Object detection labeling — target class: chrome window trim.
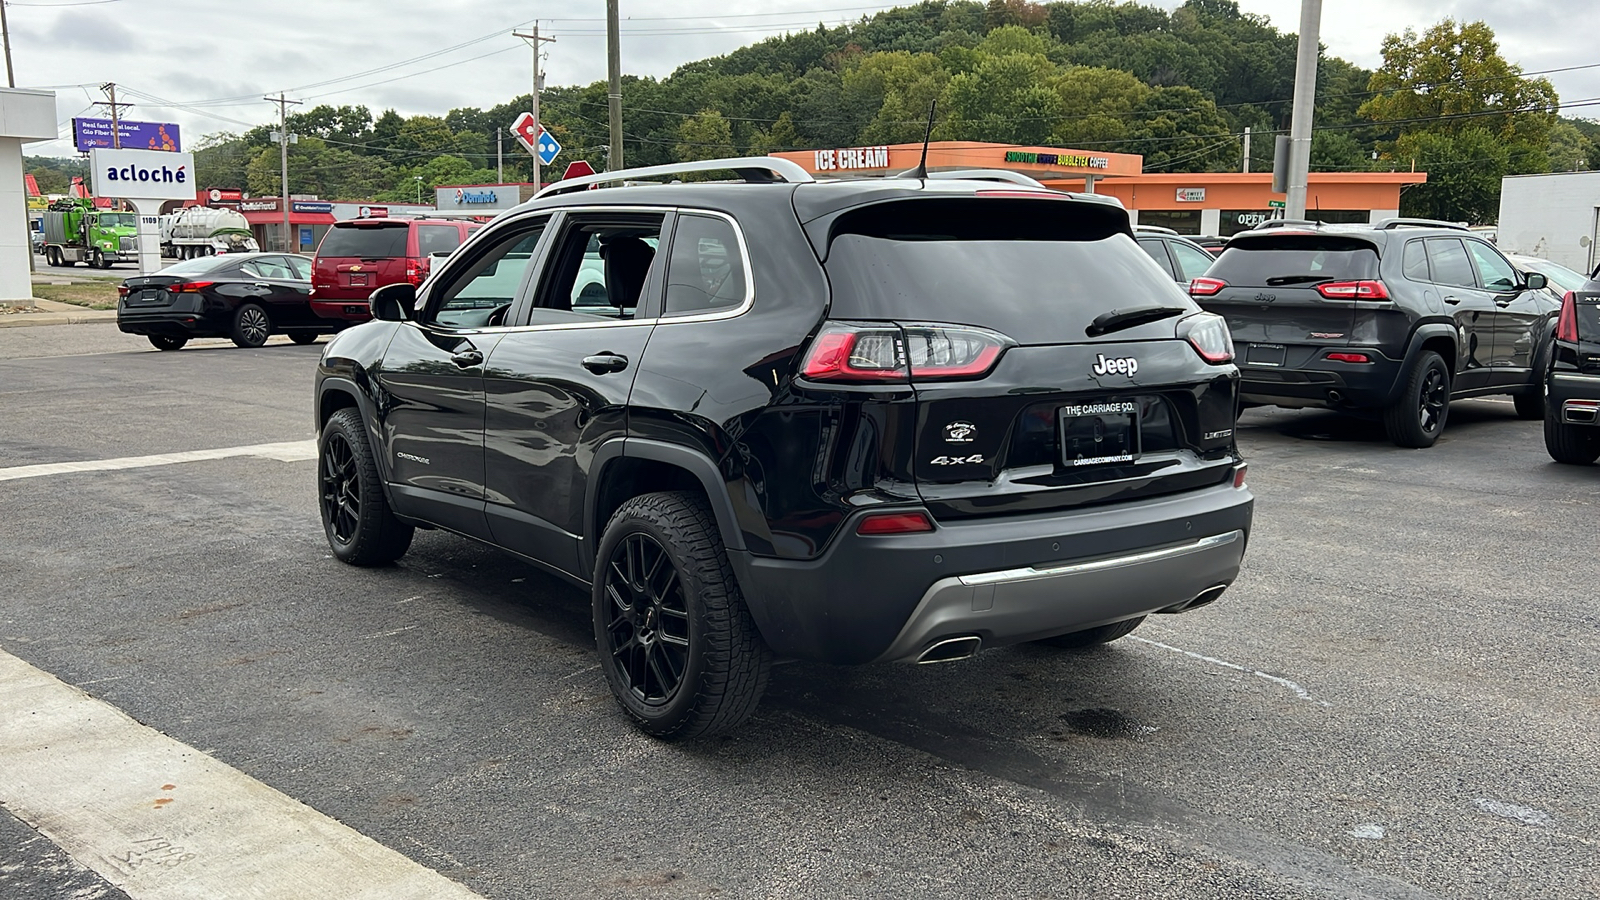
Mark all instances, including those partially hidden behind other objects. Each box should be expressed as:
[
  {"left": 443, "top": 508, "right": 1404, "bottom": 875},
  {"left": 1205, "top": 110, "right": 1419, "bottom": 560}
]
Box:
[{"left": 421, "top": 205, "right": 755, "bottom": 335}]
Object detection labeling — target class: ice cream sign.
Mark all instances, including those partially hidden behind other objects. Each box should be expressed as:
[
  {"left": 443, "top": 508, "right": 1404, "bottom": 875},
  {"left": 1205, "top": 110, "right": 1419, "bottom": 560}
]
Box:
[{"left": 813, "top": 146, "right": 890, "bottom": 171}]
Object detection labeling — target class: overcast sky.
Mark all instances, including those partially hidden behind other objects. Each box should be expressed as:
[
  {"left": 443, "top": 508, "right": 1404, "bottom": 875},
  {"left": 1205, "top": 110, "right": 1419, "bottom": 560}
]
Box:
[{"left": 9, "top": 0, "right": 1597, "bottom": 159}]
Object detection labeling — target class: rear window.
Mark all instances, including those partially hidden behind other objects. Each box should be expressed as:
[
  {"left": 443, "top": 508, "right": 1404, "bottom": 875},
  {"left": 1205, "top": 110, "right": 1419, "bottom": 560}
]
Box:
[
  {"left": 822, "top": 198, "right": 1184, "bottom": 345},
  {"left": 316, "top": 224, "right": 408, "bottom": 259},
  {"left": 160, "top": 255, "right": 231, "bottom": 276},
  {"left": 1209, "top": 235, "right": 1379, "bottom": 286},
  {"left": 417, "top": 225, "right": 462, "bottom": 256}
]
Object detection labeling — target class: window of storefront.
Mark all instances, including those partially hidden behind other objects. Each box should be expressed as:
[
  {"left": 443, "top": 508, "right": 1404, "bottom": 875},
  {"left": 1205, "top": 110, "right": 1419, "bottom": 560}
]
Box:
[
  {"left": 1221, "top": 210, "right": 1274, "bottom": 237},
  {"left": 1134, "top": 210, "right": 1201, "bottom": 235}
]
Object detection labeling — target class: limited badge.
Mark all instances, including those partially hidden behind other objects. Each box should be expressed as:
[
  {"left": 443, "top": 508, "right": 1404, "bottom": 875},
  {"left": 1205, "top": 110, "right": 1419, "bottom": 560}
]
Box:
[{"left": 943, "top": 421, "right": 977, "bottom": 443}]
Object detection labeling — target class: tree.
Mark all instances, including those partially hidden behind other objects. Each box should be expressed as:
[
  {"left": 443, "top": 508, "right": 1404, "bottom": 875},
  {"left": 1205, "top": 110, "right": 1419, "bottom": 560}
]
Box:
[
  {"left": 1124, "top": 86, "right": 1238, "bottom": 171},
  {"left": 1394, "top": 128, "right": 1517, "bottom": 223},
  {"left": 938, "top": 51, "right": 1062, "bottom": 144},
  {"left": 748, "top": 111, "right": 803, "bottom": 155},
  {"left": 675, "top": 110, "right": 736, "bottom": 162},
  {"left": 1547, "top": 121, "right": 1591, "bottom": 172}
]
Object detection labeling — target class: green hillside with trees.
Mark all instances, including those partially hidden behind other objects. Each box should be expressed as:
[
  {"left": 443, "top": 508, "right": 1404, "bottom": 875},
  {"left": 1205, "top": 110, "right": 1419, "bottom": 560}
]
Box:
[{"left": 33, "top": 0, "right": 1595, "bottom": 221}]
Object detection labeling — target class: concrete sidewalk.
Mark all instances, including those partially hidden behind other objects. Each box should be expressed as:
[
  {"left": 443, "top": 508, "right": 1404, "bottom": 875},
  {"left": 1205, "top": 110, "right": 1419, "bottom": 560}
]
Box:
[{"left": 0, "top": 298, "right": 117, "bottom": 328}]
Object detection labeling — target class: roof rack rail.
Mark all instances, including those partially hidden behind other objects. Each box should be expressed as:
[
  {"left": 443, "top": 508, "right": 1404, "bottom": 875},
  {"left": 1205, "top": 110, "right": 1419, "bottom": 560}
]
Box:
[
  {"left": 892, "top": 168, "right": 1047, "bottom": 189},
  {"left": 535, "top": 156, "right": 815, "bottom": 198},
  {"left": 1372, "top": 217, "right": 1468, "bottom": 231},
  {"left": 1251, "top": 218, "right": 1321, "bottom": 230},
  {"left": 1134, "top": 224, "right": 1179, "bottom": 235}
]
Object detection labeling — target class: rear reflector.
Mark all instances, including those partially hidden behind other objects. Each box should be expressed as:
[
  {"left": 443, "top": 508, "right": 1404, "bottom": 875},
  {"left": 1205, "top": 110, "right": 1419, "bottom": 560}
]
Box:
[
  {"left": 1189, "top": 277, "right": 1227, "bottom": 297},
  {"left": 1315, "top": 280, "right": 1390, "bottom": 300},
  {"left": 1325, "top": 352, "right": 1372, "bottom": 363},
  {"left": 1233, "top": 463, "right": 1248, "bottom": 489},
  {"left": 856, "top": 511, "right": 935, "bottom": 535}
]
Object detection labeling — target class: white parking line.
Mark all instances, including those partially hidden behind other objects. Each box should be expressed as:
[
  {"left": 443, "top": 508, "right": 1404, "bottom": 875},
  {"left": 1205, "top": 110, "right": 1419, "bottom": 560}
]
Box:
[
  {"left": 0, "top": 648, "right": 484, "bottom": 900},
  {"left": 1129, "top": 636, "right": 1331, "bottom": 706},
  {"left": 0, "top": 440, "right": 316, "bottom": 482}
]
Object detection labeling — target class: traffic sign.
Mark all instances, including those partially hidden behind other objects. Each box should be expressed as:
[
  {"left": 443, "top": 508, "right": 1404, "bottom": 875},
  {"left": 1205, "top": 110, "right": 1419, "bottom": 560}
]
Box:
[
  {"left": 562, "top": 160, "right": 596, "bottom": 180},
  {"left": 1268, "top": 199, "right": 1286, "bottom": 208},
  {"left": 508, "top": 112, "right": 561, "bottom": 164}
]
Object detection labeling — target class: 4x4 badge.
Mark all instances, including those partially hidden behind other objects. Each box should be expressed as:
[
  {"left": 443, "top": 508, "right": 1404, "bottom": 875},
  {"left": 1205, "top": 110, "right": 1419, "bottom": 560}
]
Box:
[{"left": 944, "top": 421, "right": 977, "bottom": 443}]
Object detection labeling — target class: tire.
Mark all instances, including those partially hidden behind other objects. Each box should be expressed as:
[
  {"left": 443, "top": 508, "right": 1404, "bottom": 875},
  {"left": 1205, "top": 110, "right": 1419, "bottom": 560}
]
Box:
[
  {"left": 1383, "top": 350, "right": 1450, "bottom": 448},
  {"left": 1544, "top": 416, "right": 1600, "bottom": 465},
  {"left": 147, "top": 335, "right": 187, "bottom": 351},
  {"left": 318, "top": 408, "right": 414, "bottom": 565},
  {"left": 45, "top": 247, "right": 59, "bottom": 267},
  {"left": 1037, "top": 616, "right": 1146, "bottom": 649},
  {"left": 1513, "top": 390, "right": 1544, "bottom": 421},
  {"left": 593, "top": 491, "right": 771, "bottom": 740},
  {"left": 230, "top": 303, "right": 272, "bottom": 348},
  {"left": 289, "top": 332, "right": 318, "bottom": 345},
  {"left": 92, "top": 249, "right": 105, "bottom": 269}
]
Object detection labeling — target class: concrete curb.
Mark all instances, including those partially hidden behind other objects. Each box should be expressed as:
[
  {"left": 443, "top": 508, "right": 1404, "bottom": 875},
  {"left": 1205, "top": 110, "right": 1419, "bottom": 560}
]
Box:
[{"left": 0, "top": 313, "right": 118, "bottom": 328}]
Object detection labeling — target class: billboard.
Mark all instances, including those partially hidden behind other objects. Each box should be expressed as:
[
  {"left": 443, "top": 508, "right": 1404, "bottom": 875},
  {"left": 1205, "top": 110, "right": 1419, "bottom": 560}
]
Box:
[
  {"left": 90, "top": 148, "right": 197, "bottom": 201},
  {"left": 72, "top": 117, "right": 181, "bottom": 153}
]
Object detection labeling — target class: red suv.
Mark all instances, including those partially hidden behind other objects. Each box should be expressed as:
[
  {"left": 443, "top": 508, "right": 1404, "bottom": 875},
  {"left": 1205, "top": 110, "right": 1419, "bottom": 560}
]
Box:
[{"left": 310, "top": 218, "right": 480, "bottom": 322}]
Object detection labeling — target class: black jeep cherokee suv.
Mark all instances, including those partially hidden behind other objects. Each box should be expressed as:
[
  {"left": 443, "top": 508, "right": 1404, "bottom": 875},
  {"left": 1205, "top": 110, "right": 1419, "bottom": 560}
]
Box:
[
  {"left": 1544, "top": 269, "right": 1600, "bottom": 464},
  {"left": 1190, "top": 219, "right": 1558, "bottom": 447},
  {"left": 313, "top": 158, "right": 1254, "bottom": 738}
]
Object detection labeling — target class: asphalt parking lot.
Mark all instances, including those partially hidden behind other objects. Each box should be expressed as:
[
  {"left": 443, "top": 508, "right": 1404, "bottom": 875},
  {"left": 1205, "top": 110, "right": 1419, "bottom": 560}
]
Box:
[{"left": 1, "top": 323, "right": 1596, "bottom": 900}]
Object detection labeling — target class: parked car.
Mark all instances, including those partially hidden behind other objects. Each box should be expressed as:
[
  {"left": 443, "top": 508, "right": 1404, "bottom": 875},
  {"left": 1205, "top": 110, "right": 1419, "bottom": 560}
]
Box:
[
  {"left": 1505, "top": 253, "right": 1589, "bottom": 301},
  {"left": 1190, "top": 236, "right": 1229, "bottom": 256},
  {"left": 1190, "top": 218, "right": 1560, "bottom": 447},
  {"left": 1135, "top": 226, "right": 1220, "bottom": 285},
  {"left": 313, "top": 158, "right": 1253, "bottom": 739},
  {"left": 309, "top": 217, "right": 481, "bottom": 323},
  {"left": 1544, "top": 266, "right": 1600, "bottom": 464},
  {"left": 117, "top": 252, "right": 339, "bottom": 351}
]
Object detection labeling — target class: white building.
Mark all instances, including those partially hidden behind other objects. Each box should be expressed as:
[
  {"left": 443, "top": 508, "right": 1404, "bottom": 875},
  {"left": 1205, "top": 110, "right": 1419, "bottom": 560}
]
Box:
[{"left": 1497, "top": 171, "right": 1600, "bottom": 277}]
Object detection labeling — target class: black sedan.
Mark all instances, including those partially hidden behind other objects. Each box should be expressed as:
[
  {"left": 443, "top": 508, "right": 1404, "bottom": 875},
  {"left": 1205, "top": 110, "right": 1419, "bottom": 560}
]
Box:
[{"left": 117, "top": 252, "right": 344, "bottom": 351}]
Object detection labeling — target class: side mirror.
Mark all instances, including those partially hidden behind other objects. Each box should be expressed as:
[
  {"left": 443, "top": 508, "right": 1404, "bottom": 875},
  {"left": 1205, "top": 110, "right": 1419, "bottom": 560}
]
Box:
[
  {"left": 1524, "top": 272, "right": 1547, "bottom": 291},
  {"left": 369, "top": 283, "right": 415, "bottom": 322}
]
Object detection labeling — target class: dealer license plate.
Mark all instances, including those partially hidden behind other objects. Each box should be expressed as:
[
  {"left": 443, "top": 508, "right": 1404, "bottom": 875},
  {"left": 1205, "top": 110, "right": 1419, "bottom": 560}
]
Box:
[
  {"left": 1246, "top": 343, "right": 1286, "bottom": 367},
  {"left": 1059, "top": 402, "right": 1140, "bottom": 467}
]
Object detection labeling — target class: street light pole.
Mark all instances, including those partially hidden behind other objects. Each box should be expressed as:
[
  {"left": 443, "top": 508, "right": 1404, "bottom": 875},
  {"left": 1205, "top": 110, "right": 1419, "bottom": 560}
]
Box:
[{"left": 1284, "top": 0, "right": 1322, "bottom": 220}]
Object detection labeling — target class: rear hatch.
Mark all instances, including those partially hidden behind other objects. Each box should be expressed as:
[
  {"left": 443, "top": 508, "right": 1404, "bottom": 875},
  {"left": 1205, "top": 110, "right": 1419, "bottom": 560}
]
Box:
[
  {"left": 1193, "top": 232, "right": 1380, "bottom": 368},
  {"left": 120, "top": 255, "right": 231, "bottom": 309},
  {"left": 811, "top": 195, "right": 1241, "bottom": 521},
  {"left": 1561, "top": 287, "right": 1600, "bottom": 376},
  {"left": 312, "top": 221, "right": 411, "bottom": 300}
]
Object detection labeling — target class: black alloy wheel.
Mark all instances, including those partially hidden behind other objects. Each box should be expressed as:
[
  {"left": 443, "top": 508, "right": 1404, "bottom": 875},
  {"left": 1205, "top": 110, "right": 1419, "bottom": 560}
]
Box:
[
  {"left": 593, "top": 492, "right": 771, "bottom": 739},
  {"left": 603, "top": 532, "right": 693, "bottom": 706},
  {"left": 148, "top": 335, "right": 187, "bottom": 351},
  {"left": 1384, "top": 351, "right": 1450, "bottom": 448},
  {"left": 317, "top": 408, "right": 413, "bottom": 564},
  {"left": 231, "top": 303, "right": 271, "bottom": 348}
]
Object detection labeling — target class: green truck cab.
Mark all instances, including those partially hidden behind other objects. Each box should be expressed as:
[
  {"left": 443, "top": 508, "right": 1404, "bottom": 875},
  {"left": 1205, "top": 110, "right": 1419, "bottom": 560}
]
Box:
[{"left": 43, "top": 198, "right": 138, "bottom": 268}]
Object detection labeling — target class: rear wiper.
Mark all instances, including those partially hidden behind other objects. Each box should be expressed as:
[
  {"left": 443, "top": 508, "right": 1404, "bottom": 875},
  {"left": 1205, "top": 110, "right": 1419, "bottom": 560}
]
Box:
[
  {"left": 1265, "top": 275, "right": 1329, "bottom": 286},
  {"left": 1086, "top": 305, "right": 1187, "bottom": 337}
]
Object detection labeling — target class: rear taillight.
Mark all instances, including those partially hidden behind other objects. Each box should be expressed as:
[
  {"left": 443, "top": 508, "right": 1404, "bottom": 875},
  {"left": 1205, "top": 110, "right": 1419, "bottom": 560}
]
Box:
[
  {"left": 1232, "top": 463, "right": 1248, "bottom": 489},
  {"left": 856, "top": 511, "right": 935, "bottom": 535},
  {"left": 1189, "top": 277, "right": 1227, "bottom": 297},
  {"left": 1556, "top": 291, "right": 1578, "bottom": 342},
  {"left": 116, "top": 284, "right": 129, "bottom": 297},
  {"left": 172, "top": 281, "right": 214, "bottom": 293},
  {"left": 406, "top": 259, "right": 429, "bottom": 286},
  {"left": 800, "top": 322, "right": 1012, "bottom": 383},
  {"left": 1315, "top": 280, "right": 1390, "bottom": 300},
  {"left": 1177, "top": 313, "right": 1234, "bottom": 364}
]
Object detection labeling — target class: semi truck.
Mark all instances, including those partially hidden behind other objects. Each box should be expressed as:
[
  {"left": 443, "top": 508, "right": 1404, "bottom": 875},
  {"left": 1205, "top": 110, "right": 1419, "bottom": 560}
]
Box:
[
  {"left": 160, "top": 206, "right": 259, "bottom": 259},
  {"left": 42, "top": 198, "right": 138, "bottom": 268}
]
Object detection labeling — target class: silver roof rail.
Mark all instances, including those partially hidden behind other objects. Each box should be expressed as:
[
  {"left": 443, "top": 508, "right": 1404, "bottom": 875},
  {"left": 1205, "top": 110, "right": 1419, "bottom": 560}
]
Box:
[
  {"left": 535, "top": 156, "right": 815, "bottom": 198},
  {"left": 892, "top": 168, "right": 1048, "bottom": 189},
  {"left": 1251, "top": 218, "right": 1322, "bottom": 230},
  {"left": 1134, "top": 224, "right": 1179, "bottom": 235},
  {"left": 1373, "top": 217, "right": 1468, "bottom": 231}
]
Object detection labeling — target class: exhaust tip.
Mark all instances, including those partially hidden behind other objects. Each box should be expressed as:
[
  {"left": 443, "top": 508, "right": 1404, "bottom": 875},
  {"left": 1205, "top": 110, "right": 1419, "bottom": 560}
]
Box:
[
  {"left": 916, "top": 635, "right": 982, "bottom": 664},
  {"left": 1327, "top": 389, "right": 1343, "bottom": 404},
  {"left": 1157, "top": 583, "right": 1230, "bottom": 614}
]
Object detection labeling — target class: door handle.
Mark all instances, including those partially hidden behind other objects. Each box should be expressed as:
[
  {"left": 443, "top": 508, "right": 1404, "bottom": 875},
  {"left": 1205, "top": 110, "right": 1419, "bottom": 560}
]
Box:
[
  {"left": 1443, "top": 296, "right": 1460, "bottom": 305},
  {"left": 582, "top": 353, "right": 629, "bottom": 375},
  {"left": 253, "top": 282, "right": 271, "bottom": 289},
  {"left": 450, "top": 348, "right": 484, "bottom": 368}
]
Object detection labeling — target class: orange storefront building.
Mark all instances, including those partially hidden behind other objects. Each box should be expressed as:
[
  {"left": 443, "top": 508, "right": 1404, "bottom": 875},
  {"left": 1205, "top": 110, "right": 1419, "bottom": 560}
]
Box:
[{"left": 770, "top": 141, "right": 1426, "bottom": 237}]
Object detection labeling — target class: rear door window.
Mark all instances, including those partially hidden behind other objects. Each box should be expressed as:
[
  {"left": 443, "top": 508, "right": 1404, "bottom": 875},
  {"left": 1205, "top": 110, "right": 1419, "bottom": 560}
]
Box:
[
  {"left": 1207, "top": 236, "right": 1379, "bottom": 287},
  {"left": 1424, "top": 238, "right": 1477, "bottom": 289},
  {"left": 316, "top": 224, "right": 408, "bottom": 258},
  {"left": 417, "top": 224, "right": 463, "bottom": 256},
  {"left": 285, "top": 256, "right": 312, "bottom": 280},
  {"left": 663, "top": 214, "right": 747, "bottom": 316}
]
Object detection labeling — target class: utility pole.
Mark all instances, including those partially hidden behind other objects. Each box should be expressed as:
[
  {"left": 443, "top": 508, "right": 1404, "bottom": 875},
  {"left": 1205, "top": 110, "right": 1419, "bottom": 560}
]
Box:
[
  {"left": 496, "top": 127, "right": 504, "bottom": 182},
  {"left": 513, "top": 26, "right": 556, "bottom": 191},
  {"left": 0, "top": 0, "right": 15, "bottom": 88},
  {"left": 1242, "top": 126, "right": 1251, "bottom": 174},
  {"left": 607, "top": 0, "right": 623, "bottom": 171},
  {"left": 265, "top": 93, "right": 301, "bottom": 252},
  {"left": 97, "top": 83, "right": 134, "bottom": 148},
  {"left": 1284, "top": 0, "right": 1322, "bottom": 219}
]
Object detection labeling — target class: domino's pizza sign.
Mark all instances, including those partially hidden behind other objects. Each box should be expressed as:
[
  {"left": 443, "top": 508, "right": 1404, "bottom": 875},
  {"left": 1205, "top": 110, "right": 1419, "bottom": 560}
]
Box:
[{"left": 90, "top": 148, "right": 198, "bottom": 201}]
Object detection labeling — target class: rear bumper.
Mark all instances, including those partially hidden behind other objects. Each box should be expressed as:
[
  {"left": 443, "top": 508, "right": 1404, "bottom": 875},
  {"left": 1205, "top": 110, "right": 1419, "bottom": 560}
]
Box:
[
  {"left": 309, "top": 299, "right": 372, "bottom": 322},
  {"left": 117, "top": 308, "right": 214, "bottom": 336},
  {"left": 1239, "top": 349, "right": 1402, "bottom": 409},
  {"left": 1548, "top": 372, "right": 1600, "bottom": 426},
  {"left": 729, "top": 482, "right": 1253, "bottom": 665}
]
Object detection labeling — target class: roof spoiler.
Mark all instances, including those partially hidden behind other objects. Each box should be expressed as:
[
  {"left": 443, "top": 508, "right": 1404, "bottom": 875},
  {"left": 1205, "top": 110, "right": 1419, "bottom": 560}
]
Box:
[{"left": 535, "top": 156, "right": 815, "bottom": 198}]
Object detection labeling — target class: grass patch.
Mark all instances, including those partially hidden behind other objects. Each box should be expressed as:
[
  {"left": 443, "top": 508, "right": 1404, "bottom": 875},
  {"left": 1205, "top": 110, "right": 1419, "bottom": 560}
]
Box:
[{"left": 33, "top": 281, "right": 120, "bottom": 310}]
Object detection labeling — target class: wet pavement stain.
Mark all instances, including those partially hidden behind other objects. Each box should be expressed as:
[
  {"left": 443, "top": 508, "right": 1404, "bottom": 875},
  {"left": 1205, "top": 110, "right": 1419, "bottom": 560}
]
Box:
[{"left": 1059, "top": 707, "right": 1145, "bottom": 739}]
